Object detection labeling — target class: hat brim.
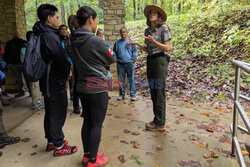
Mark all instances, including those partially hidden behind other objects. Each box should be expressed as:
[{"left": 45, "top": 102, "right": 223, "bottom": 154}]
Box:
[{"left": 144, "top": 5, "right": 167, "bottom": 22}]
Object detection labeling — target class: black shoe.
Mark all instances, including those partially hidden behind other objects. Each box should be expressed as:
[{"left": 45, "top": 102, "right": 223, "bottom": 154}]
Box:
[
  {"left": 1, "top": 98, "right": 9, "bottom": 106},
  {"left": 1, "top": 92, "right": 9, "bottom": 97},
  {"left": 0, "top": 136, "right": 20, "bottom": 148},
  {"left": 15, "top": 91, "right": 25, "bottom": 98},
  {"left": 0, "top": 151, "right": 2, "bottom": 157},
  {"left": 73, "top": 108, "right": 80, "bottom": 114}
]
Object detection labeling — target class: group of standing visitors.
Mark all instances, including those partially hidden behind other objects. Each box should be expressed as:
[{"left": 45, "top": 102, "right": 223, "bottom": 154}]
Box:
[{"left": 0, "top": 3, "right": 171, "bottom": 167}]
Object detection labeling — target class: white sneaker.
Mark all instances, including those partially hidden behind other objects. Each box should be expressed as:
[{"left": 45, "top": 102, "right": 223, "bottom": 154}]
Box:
[
  {"left": 131, "top": 97, "right": 136, "bottom": 101},
  {"left": 117, "top": 96, "right": 125, "bottom": 100}
]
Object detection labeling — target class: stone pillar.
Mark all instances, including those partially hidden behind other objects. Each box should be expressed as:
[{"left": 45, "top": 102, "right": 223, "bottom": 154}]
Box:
[
  {"left": 0, "top": 0, "right": 27, "bottom": 43},
  {"left": 103, "top": 0, "right": 125, "bottom": 47},
  {"left": 103, "top": 0, "right": 125, "bottom": 90},
  {"left": 0, "top": 0, "right": 27, "bottom": 91}
]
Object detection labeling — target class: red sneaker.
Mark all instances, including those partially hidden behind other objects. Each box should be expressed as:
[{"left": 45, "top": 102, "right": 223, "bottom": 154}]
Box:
[
  {"left": 46, "top": 140, "right": 69, "bottom": 152},
  {"left": 53, "top": 145, "right": 78, "bottom": 157},
  {"left": 87, "top": 157, "right": 109, "bottom": 167},
  {"left": 82, "top": 152, "right": 104, "bottom": 166}
]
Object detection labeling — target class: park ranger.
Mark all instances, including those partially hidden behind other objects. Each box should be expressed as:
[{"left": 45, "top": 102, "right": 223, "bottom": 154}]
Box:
[{"left": 127, "top": 5, "right": 171, "bottom": 131}]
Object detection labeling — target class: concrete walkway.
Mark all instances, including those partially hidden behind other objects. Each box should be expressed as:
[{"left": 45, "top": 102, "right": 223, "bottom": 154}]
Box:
[{"left": 0, "top": 91, "right": 249, "bottom": 167}]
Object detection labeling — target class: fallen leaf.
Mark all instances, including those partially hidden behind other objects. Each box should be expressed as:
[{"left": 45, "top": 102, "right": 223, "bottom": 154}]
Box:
[
  {"left": 204, "top": 112, "right": 209, "bottom": 117},
  {"left": 17, "top": 152, "right": 22, "bottom": 156},
  {"left": 155, "top": 165, "right": 162, "bottom": 167},
  {"left": 200, "top": 142, "right": 208, "bottom": 148},
  {"left": 120, "top": 140, "right": 129, "bottom": 144},
  {"left": 180, "top": 114, "right": 185, "bottom": 117},
  {"left": 242, "top": 151, "right": 249, "bottom": 156},
  {"left": 152, "top": 145, "right": 163, "bottom": 151},
  {"left": 215, "top": 107, "right": 223, "bottom": 112},
  {"left": 191, "top": 136, "right": 199, "bottom": 141},
  {"left": 21, "top": 138, "right": 30, "bottom": 143},
  {"left": 118, "top": 155, "right": 126, "bottom": 163},
  {"left": 184, "top": 98, "right": 190, "bottom": 103},
  {"left": 131, "top": 132, "right": 140, "bottom": 136},
  {"left": 223, "top": 142, "right": 231, "bottom": 146},
  {"left": 30, "top": 152, "right": 37, "bottom": 156},
  {"left": 209, "top": 149, "right": 214, "bottom": 152},
  {"left": 133, "top": 143, "right": 140, "bottom": 149},
  {"left": 123, "top": 129, "right": 131, "bottom": 133},
  {"left": 160, "top": 130, "right": 169, "bottom": 135},
  {"left": 211, "top": 153, "right": 219, "bottom": 158},
  {"left": 137, "top": 160, "right": 144, "bottom": 166},
  {"left": 207, "top": 128, "right": 214, "bottom": 132},
  {"left": 203, "top": 154, "right": 211, "bottom": 159},
  {"left": 32, "top": 144, "right": 38, "bottom": 148}
]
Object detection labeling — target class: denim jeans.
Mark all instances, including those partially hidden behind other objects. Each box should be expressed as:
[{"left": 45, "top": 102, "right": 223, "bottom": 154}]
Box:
[
  {"left": 9, "top": 64, "right": 31, "bottom": 93},
  {"left": 117, "top": 62, "right": 136, "bottom": 98}
]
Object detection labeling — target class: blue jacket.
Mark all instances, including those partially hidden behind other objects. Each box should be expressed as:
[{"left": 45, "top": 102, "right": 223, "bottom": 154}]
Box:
[{"left": 113, "top": 39, "right": 137, "bottom": 63}]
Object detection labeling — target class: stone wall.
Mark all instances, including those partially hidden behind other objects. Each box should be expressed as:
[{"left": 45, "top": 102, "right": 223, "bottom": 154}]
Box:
[
  {"left": 103, "top": 0, "right": 125, "bottom": 90},
  {"left": 0, "top": 0, "right": 27, "bottom": 91},
  {"left": 103, "top": 0, "right": 125, "bottom": 47},
  {"left": 0, "top": 0, "right": 27, "bottom": 43}
]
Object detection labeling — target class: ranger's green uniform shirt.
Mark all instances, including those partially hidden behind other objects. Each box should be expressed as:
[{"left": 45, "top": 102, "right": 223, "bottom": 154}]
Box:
[{"left": 144, "top": 24, "right": 172, "bottom": 56}]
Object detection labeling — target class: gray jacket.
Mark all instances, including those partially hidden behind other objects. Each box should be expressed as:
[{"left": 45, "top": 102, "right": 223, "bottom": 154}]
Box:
[{"left": 70, "top": 28, "right": 115, "bottom": 94}]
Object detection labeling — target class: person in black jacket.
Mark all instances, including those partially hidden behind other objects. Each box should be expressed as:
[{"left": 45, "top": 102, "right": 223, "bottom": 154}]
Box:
[
  {"left": 32, "top": 4, "right": 78, "bottom": 157},
  {"left": 59, "top": 24, "right": 80, "bottom": 114},
  {"left": 70, "top": 6, "right": 115, "bottom": 167},
  {"left": 4, "top": 28, "right": 31, "bottom": 98}
]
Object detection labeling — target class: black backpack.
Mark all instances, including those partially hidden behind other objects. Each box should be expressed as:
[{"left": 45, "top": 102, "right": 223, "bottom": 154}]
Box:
[{"left": 23, "top": 34, "right": 47, "bottom": 82}]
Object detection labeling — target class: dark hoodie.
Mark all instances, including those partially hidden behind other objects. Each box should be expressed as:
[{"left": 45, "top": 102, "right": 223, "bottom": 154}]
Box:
[
  {"left": 4, "top": 38, "right": 26, "bottom": 65},
  {"left": 33, "top": 21, "right": 70, "bottom": 93},
  {"left": 70, "top": 28, "right": 115, "bottom": 94}
]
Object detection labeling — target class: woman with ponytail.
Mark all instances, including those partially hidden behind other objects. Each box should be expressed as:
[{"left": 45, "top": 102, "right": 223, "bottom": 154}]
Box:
[{"left": 70, "top": 6, "right": 115, "bottom": 167}]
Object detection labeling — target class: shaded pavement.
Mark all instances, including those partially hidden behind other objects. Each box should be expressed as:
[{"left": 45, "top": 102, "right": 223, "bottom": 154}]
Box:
[{"left": 0, "top": 91, "right": 249, "bottom": 167}]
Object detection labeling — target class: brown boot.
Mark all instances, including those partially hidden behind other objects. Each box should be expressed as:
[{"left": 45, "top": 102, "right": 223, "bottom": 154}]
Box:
[{"left": 145, "top": 121, "right": 165, "bottom": 131}]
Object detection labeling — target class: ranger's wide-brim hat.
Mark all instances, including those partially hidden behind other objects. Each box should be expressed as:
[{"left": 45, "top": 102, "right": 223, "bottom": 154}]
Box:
[{"left": 144, "top": 5, "right": 167, "bottom": 22}]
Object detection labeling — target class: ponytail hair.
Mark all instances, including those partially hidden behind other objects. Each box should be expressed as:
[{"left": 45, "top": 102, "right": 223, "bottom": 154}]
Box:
[
  {"left": 76, "top": 6, "right": 97, "bottom": 27},
  {"left": 68, "top": 15, "right": 79, "bottom": 33}
]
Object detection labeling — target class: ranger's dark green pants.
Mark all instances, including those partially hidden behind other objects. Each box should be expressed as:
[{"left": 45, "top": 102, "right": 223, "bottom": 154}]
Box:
[{"left": 147, "top": 53, "right": 168, "bottom": 126}]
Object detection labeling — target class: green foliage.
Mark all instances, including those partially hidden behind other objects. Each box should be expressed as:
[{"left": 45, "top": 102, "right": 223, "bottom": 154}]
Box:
[{"left": 25, "top": 0, "right": 102, "bottom": 30}]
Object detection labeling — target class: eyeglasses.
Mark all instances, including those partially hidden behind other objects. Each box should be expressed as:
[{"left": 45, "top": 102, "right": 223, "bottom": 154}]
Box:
[{"left": 149, "top": 10, "right": 158, "bottom": 15}]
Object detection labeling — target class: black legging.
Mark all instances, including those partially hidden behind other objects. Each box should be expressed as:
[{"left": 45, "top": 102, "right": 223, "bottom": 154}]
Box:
[{"left": 79, "top": 92, "right": 108, "bottom": 161}]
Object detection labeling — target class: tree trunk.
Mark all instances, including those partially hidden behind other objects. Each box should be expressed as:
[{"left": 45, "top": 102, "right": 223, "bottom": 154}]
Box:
[
  {"left": 98, "top": 0, "right": 103, "bottom": 9},
  {"left": 35, "top": 0, "right": 38, "bottom": 21},
  {"left": 153, "top": 0, "right": 157, "bottom": 5},
  {"left": 61, "top": 2, "right": 66, "bottom": 25},
  {"left": 178, "top": 2, "right": 181, "bottom": 13},
  {"left": 137, "top": 0, "right": 140, "bottom": 15},
  {"left": 161, "top": 0, "right": 163, "bottom": 7},
  {"left": 133, "top": 0, "right": 136, "bottom": 20},
  {"left": 170, "top": 0, "right": 172, "bottom": 15}
]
